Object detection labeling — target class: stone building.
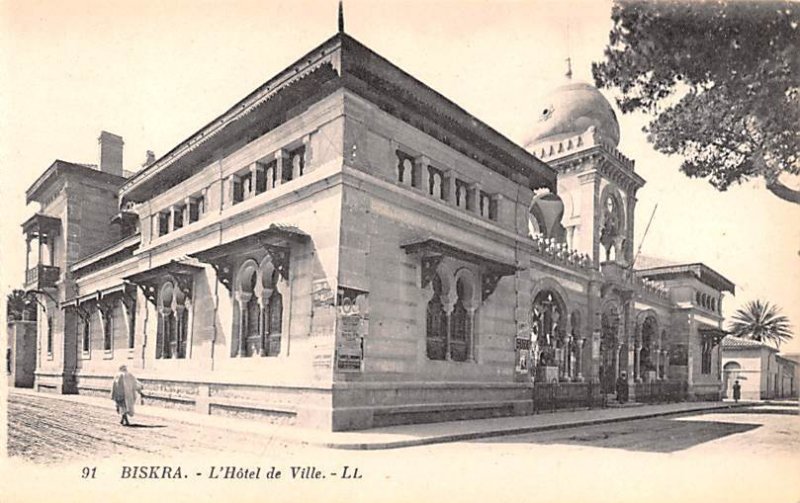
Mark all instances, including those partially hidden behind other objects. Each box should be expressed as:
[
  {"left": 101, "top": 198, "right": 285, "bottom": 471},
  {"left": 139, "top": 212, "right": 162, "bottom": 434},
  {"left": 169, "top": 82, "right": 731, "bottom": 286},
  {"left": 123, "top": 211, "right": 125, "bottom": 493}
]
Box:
[{"left": 17, "top": 27, "right": 734, "bottom": 430}]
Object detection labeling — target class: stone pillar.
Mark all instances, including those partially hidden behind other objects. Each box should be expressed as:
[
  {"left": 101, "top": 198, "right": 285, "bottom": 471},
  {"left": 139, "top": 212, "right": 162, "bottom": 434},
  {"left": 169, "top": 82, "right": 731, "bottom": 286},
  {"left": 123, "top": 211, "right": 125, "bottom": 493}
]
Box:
[
  {"left": 467, "top": 306, "right": 477, "bottom": 362},
  {"left": 236, "top": 293, "right": 251, "bottom": 357},
  {"left": 171, "top": 205, "right": 180, "bottom": 231},
  {"left": 442, "top": 299, "right": 455, "bottom": 361},
  {"left": 655, "top": 345, "right": 662, "bottom": 380},
  {"left": 635, "top": 343, "right": 643, "bottom": 382},
  {"left": 663, "top": 350, "right": 669, "bottom": 379},
  {"left": 416, "top": 156, "right": 430, "bottom": 195},
  {"left": 445, "top": 170, "right": 457, "bottom": 205},
  {"left": 250, "top": 163, "right": 260, "bottom": 198},
  {"left": 302, "top": 134, "right": 312, "bottom": 174},
  {"left": 563, "top": 334, "right": 572, "bottom": 380},
  {"left": 274, "top": 150, "right": 287, "bottom": 186},
  {"left": 575, "top": 338, "right": 586, "bottom": 381},
  {"left": 25, "top": 238, "right": 31, "bottom": 273},
  {"left": 614, "top": 343, "right": 622, "bottom": 378},
  {"left": 175, "top": 304, "right": 186, "bottom": 358},
  {"left": 291, "top": 151, "right": 303, "bottom": 180},
  {"left": 468, "top": 183, "right": 480, "bottom": 213}
]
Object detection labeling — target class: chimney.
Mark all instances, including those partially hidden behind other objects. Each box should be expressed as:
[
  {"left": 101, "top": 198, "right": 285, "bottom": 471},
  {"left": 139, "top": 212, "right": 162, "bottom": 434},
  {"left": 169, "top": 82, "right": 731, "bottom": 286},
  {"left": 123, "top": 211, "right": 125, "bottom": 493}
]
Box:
[
  {"left": 98, "top": 131, "right": 124, "bottom": 176},
  {"left": 142, "top": 150, "right": 155, "bottom": 168}
]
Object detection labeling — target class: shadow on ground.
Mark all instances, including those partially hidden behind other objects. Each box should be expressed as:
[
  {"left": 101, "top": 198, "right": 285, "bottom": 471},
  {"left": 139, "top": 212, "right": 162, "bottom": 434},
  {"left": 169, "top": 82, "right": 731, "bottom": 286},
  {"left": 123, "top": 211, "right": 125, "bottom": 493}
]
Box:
[
  {"left": 476, "top": 418, "right": 762, "bottom": 453},
  {"left": 717, "top": 407, "right": 799, "bottom": 417}
]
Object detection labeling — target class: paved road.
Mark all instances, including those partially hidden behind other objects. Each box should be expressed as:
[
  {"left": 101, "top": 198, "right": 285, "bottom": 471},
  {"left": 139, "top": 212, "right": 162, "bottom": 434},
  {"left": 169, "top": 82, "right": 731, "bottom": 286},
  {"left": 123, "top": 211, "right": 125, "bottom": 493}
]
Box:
[
  {"left": 5, "top": 392, "right": 799, "bottom": 503},
  {"left": 6, "top": 391, "right": 301, "bottom": 464}
]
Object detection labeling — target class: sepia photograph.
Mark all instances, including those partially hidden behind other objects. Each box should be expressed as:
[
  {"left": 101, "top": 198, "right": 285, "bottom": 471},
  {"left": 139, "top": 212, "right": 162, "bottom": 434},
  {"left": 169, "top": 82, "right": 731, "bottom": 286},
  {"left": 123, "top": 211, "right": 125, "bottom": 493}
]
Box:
[{"left": 1, "top": 0, "right": 798, "bottom": 502}]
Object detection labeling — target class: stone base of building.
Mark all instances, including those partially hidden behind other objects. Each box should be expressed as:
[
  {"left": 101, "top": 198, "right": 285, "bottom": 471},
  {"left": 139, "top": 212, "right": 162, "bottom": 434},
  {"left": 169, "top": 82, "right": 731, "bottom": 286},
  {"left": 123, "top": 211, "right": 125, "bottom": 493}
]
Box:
[
  {"left": 70, "top": 374, "right": 533, "bottom": 431},
  {"left": 34, "top": 370, "right": 77, "bottom": 394},
  {"left": 330, "top": 381, "right": 533, "bottom": 431},
  {"left": 73, "top": 372, "right": 333, "bottom": 430}
]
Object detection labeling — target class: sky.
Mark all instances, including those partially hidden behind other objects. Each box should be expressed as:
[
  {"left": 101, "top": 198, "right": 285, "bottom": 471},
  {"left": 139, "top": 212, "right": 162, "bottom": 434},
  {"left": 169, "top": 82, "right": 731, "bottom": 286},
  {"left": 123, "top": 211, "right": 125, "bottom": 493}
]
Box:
[{"left": 1, "top": 0, "right": 798, "bottom": 352}]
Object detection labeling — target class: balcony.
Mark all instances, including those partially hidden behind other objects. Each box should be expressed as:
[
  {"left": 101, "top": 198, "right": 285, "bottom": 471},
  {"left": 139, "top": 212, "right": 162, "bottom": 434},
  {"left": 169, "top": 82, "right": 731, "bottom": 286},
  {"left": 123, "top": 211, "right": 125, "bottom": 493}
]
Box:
[{"left": 24, "top": 264, "right": 60, "bottom": 290}]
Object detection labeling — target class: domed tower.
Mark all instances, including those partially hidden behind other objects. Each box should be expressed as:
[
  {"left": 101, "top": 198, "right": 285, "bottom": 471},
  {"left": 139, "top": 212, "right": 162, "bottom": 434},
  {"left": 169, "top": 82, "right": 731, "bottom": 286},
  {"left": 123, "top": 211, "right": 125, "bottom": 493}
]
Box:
[{"left": 524, "top": 75, "right": 645, "bottom": 270}]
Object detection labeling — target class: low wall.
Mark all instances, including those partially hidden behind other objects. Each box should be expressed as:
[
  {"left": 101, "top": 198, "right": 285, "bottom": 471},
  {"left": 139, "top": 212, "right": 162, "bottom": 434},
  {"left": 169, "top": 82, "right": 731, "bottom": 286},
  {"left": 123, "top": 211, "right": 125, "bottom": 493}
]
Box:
[{"left": 73, "top": 372, "right": 333, "bottom": 429}]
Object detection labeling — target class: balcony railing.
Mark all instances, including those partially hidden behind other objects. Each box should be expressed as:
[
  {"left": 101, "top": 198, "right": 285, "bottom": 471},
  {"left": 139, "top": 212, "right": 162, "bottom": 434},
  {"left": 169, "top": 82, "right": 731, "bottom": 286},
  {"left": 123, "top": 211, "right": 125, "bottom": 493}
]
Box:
[{"left": 24, "top": 264, "right": 60, "bottom": 290}]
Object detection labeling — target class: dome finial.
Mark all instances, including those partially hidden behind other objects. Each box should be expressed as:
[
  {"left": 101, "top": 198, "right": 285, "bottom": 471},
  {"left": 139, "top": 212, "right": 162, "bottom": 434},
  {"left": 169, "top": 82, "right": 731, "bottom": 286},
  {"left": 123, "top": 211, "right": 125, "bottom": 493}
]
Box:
[
  {"left": 338, "top": 0, "right": 345, "bottom": 33},
  {"left": 565, "top": 57, "right": 573, "bottom": 80}
]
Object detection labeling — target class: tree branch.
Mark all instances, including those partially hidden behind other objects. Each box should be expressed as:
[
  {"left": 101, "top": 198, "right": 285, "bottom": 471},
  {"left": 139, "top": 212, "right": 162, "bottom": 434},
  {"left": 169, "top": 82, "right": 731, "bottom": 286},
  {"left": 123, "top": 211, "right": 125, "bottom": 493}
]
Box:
[{"left": 765, "top": 177, "right": 800, "bottom": 204}]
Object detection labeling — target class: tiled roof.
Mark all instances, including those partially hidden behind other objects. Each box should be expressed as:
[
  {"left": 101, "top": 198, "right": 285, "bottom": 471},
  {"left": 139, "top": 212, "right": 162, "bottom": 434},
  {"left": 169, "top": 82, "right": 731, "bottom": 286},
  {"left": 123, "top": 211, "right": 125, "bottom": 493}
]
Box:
[{"left": 722, "top": 336, "right": 777, "bottom": 351}]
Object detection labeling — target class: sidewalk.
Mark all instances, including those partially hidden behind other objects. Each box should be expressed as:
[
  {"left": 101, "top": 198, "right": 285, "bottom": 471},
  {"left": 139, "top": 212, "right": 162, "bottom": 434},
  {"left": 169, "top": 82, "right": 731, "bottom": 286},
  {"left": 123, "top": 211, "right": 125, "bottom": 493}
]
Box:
[{"left": 9, "top": 388, "right": 751, "bottom": 450}]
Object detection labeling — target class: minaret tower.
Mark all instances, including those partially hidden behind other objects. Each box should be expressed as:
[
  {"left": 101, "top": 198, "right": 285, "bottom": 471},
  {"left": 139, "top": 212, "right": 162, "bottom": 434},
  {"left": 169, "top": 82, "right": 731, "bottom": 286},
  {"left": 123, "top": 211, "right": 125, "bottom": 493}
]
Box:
[{"left": 523, "top": 68, "right": 645, "bottom": 270}]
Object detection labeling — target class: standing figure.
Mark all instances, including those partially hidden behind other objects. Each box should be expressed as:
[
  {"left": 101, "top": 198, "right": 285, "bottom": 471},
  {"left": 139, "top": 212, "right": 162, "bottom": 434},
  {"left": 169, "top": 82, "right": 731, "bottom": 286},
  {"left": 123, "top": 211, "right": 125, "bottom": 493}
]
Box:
[
  {"left": 111, "top": 365, "right": 143, "bottom": 426},
  {"left": 732, "top": 380, "right": 741, "bottom": 403},
  {"left": 616, "top": 371, "right": 629, "bottom": 404}
]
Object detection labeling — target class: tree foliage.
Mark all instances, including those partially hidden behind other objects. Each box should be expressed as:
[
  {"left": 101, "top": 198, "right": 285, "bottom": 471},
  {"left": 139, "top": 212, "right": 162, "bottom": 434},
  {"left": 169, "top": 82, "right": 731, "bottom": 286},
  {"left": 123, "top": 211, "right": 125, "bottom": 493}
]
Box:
[
  {"left": 5, "top": 290, "right": 37, "bottom": 322},
  {"left": 593, "top": 1, "right": 800, "bottom": 203},
  {"left": 728, "top": 300, "right": 793, "bottom": 348}
]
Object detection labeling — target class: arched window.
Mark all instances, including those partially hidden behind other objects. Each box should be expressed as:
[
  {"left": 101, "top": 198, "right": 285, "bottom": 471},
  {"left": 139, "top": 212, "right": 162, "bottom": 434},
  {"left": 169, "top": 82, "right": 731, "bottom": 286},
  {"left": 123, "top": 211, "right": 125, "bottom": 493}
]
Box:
[
  {"left": 233, "top": 258, "right": 284, "bottom": 358},
  {"left": 449, "top": 278, "right": 471, "bottom": 362},
  {"left": 156, "top": 280, "right": 189, "bottom": 359},
  {"left": 641, "top": 316, "right": 657, "bottom": 372},
  {"left": 426, "top": 274, "right": 448, "bottom": 361}
]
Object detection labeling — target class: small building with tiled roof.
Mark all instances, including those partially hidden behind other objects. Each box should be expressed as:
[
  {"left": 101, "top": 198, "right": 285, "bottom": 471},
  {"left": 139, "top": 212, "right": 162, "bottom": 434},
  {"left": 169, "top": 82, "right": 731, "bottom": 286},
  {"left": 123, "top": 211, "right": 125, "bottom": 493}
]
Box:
[{"left": 721, "top": 336, "right": 796, "bottom": 400}]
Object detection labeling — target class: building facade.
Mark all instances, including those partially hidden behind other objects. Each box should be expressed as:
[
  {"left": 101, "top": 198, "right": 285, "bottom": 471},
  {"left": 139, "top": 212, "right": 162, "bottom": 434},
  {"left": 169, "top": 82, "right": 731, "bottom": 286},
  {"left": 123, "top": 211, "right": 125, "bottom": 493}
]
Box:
[
  {"left": 18, "top": 31, "right": 734, "bottom": 431},
  {"left": 722, "top": 337, "right": 797, "bottom": 400}
]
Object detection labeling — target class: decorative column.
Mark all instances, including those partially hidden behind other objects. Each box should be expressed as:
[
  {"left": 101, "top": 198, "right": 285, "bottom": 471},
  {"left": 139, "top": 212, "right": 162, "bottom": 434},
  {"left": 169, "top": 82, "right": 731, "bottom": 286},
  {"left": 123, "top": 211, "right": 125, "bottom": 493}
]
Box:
[
  {"left": 25, "top": 237, "right": 31, "bottom": 274},
  {"left": 655, "top": 344, "right": 662, "bottom": 380},
  {"left": 445, "top": 170, "right": 457, "bottom": 205},
  {"left": 274, "top": 150, "right": 287, "bottom": 186},
  {"left": 249, "top": 163, "right": 260, "bottom": 198},
  {"left": 291, "top": 151, "right": 303, "bottom": 180},
  {"left": 302, "top": 134, "right": 312, "bottom": 174},
  {"left": 563, "top": 333, "right": 573, "bottom": 380},
  {"left": 662, "top": 350, "right": 669, "bottom": 379},
  {"left": 158, "top": 308, "right": 172, "bottom": 358},
  {"left": 416, "top": 155, "right": 430, "bottom": 195},
  {"left": 226, "top": 174, "right": 238, "bottom": 207},
  {"left": 442, "top": 295, "right": 456, "bottom": 361},
  {"left": 575, "top": 337, "right": 586, "bottom": 381},
  {"left": 635, "top": 342, "right": 643, "bottom": 382},
  {"left": 260, "top": 289, "right": 272, "bottom": 357},
  {"left": 467, "top": 306, "right": 477, "bottom": 362},
  {"left": 614, "top": 342, "right": 622, "bottom": 379},
  {"left": 236, "top": 292, "right": 251, "bottom": 357},
  {"left": 468, "top": 182, "right": 480, "bottom": 213}
]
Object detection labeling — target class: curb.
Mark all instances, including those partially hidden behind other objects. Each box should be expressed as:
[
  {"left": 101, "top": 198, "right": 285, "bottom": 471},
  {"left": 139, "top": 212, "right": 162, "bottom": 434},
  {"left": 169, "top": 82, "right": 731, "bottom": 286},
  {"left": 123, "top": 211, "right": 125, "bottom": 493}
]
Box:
[{"left": 319, "top": 402, "right": 751, "bottom": 450}]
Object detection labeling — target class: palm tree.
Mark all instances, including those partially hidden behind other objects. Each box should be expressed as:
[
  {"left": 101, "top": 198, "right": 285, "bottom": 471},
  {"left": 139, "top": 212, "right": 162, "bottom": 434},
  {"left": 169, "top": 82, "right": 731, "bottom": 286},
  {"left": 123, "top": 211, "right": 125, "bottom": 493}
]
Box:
[
  {"left": 728, "top": 300, "right": 793, "bottom": 349},
  {"left": 5, "top": 289, "right": 37, "bottom": 322}
]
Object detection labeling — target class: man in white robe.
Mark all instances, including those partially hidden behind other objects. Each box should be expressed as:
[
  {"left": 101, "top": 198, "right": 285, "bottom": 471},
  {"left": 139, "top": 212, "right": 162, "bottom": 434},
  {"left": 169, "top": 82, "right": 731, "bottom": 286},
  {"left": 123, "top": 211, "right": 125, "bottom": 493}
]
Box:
[{"left": 111, "top": 365, "right": 143, "bottom": 426}]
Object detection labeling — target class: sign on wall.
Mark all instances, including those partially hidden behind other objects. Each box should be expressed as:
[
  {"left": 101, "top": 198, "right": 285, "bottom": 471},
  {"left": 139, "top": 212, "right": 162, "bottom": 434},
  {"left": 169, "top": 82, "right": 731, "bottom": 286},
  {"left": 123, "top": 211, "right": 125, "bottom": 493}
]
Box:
[{"left": 335, "top": 287, "right": 368, "bottom": 372}]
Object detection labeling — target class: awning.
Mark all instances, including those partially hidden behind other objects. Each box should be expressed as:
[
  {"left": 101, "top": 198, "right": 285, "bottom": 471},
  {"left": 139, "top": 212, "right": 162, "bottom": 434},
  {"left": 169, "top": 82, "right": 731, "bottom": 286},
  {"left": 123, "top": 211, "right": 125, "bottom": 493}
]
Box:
[
  {"left": 22, "top": 213, "right": 61, "bottom": 238},
  {"left": 401, "top": 237, "right": 518, "bottom": 301},
  {"left": 123, "top": 261, "right": 202, "bottom": 304},
  {"left": 699, "top": 327, "right": 728, "bottom": 346},
  {"left": 189, "top": 224, "right": 309, "bottom": 290}
]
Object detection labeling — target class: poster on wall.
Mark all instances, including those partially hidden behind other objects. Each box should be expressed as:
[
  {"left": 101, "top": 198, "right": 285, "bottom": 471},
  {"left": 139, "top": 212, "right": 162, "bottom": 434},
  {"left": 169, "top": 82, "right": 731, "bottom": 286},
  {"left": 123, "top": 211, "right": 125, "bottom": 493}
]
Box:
[
  {"left": 335, "top": 287, "right": 368, "bottom": 372},
  {"left": 515, "top": 336, "right": 531, "bottom": 373}
]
